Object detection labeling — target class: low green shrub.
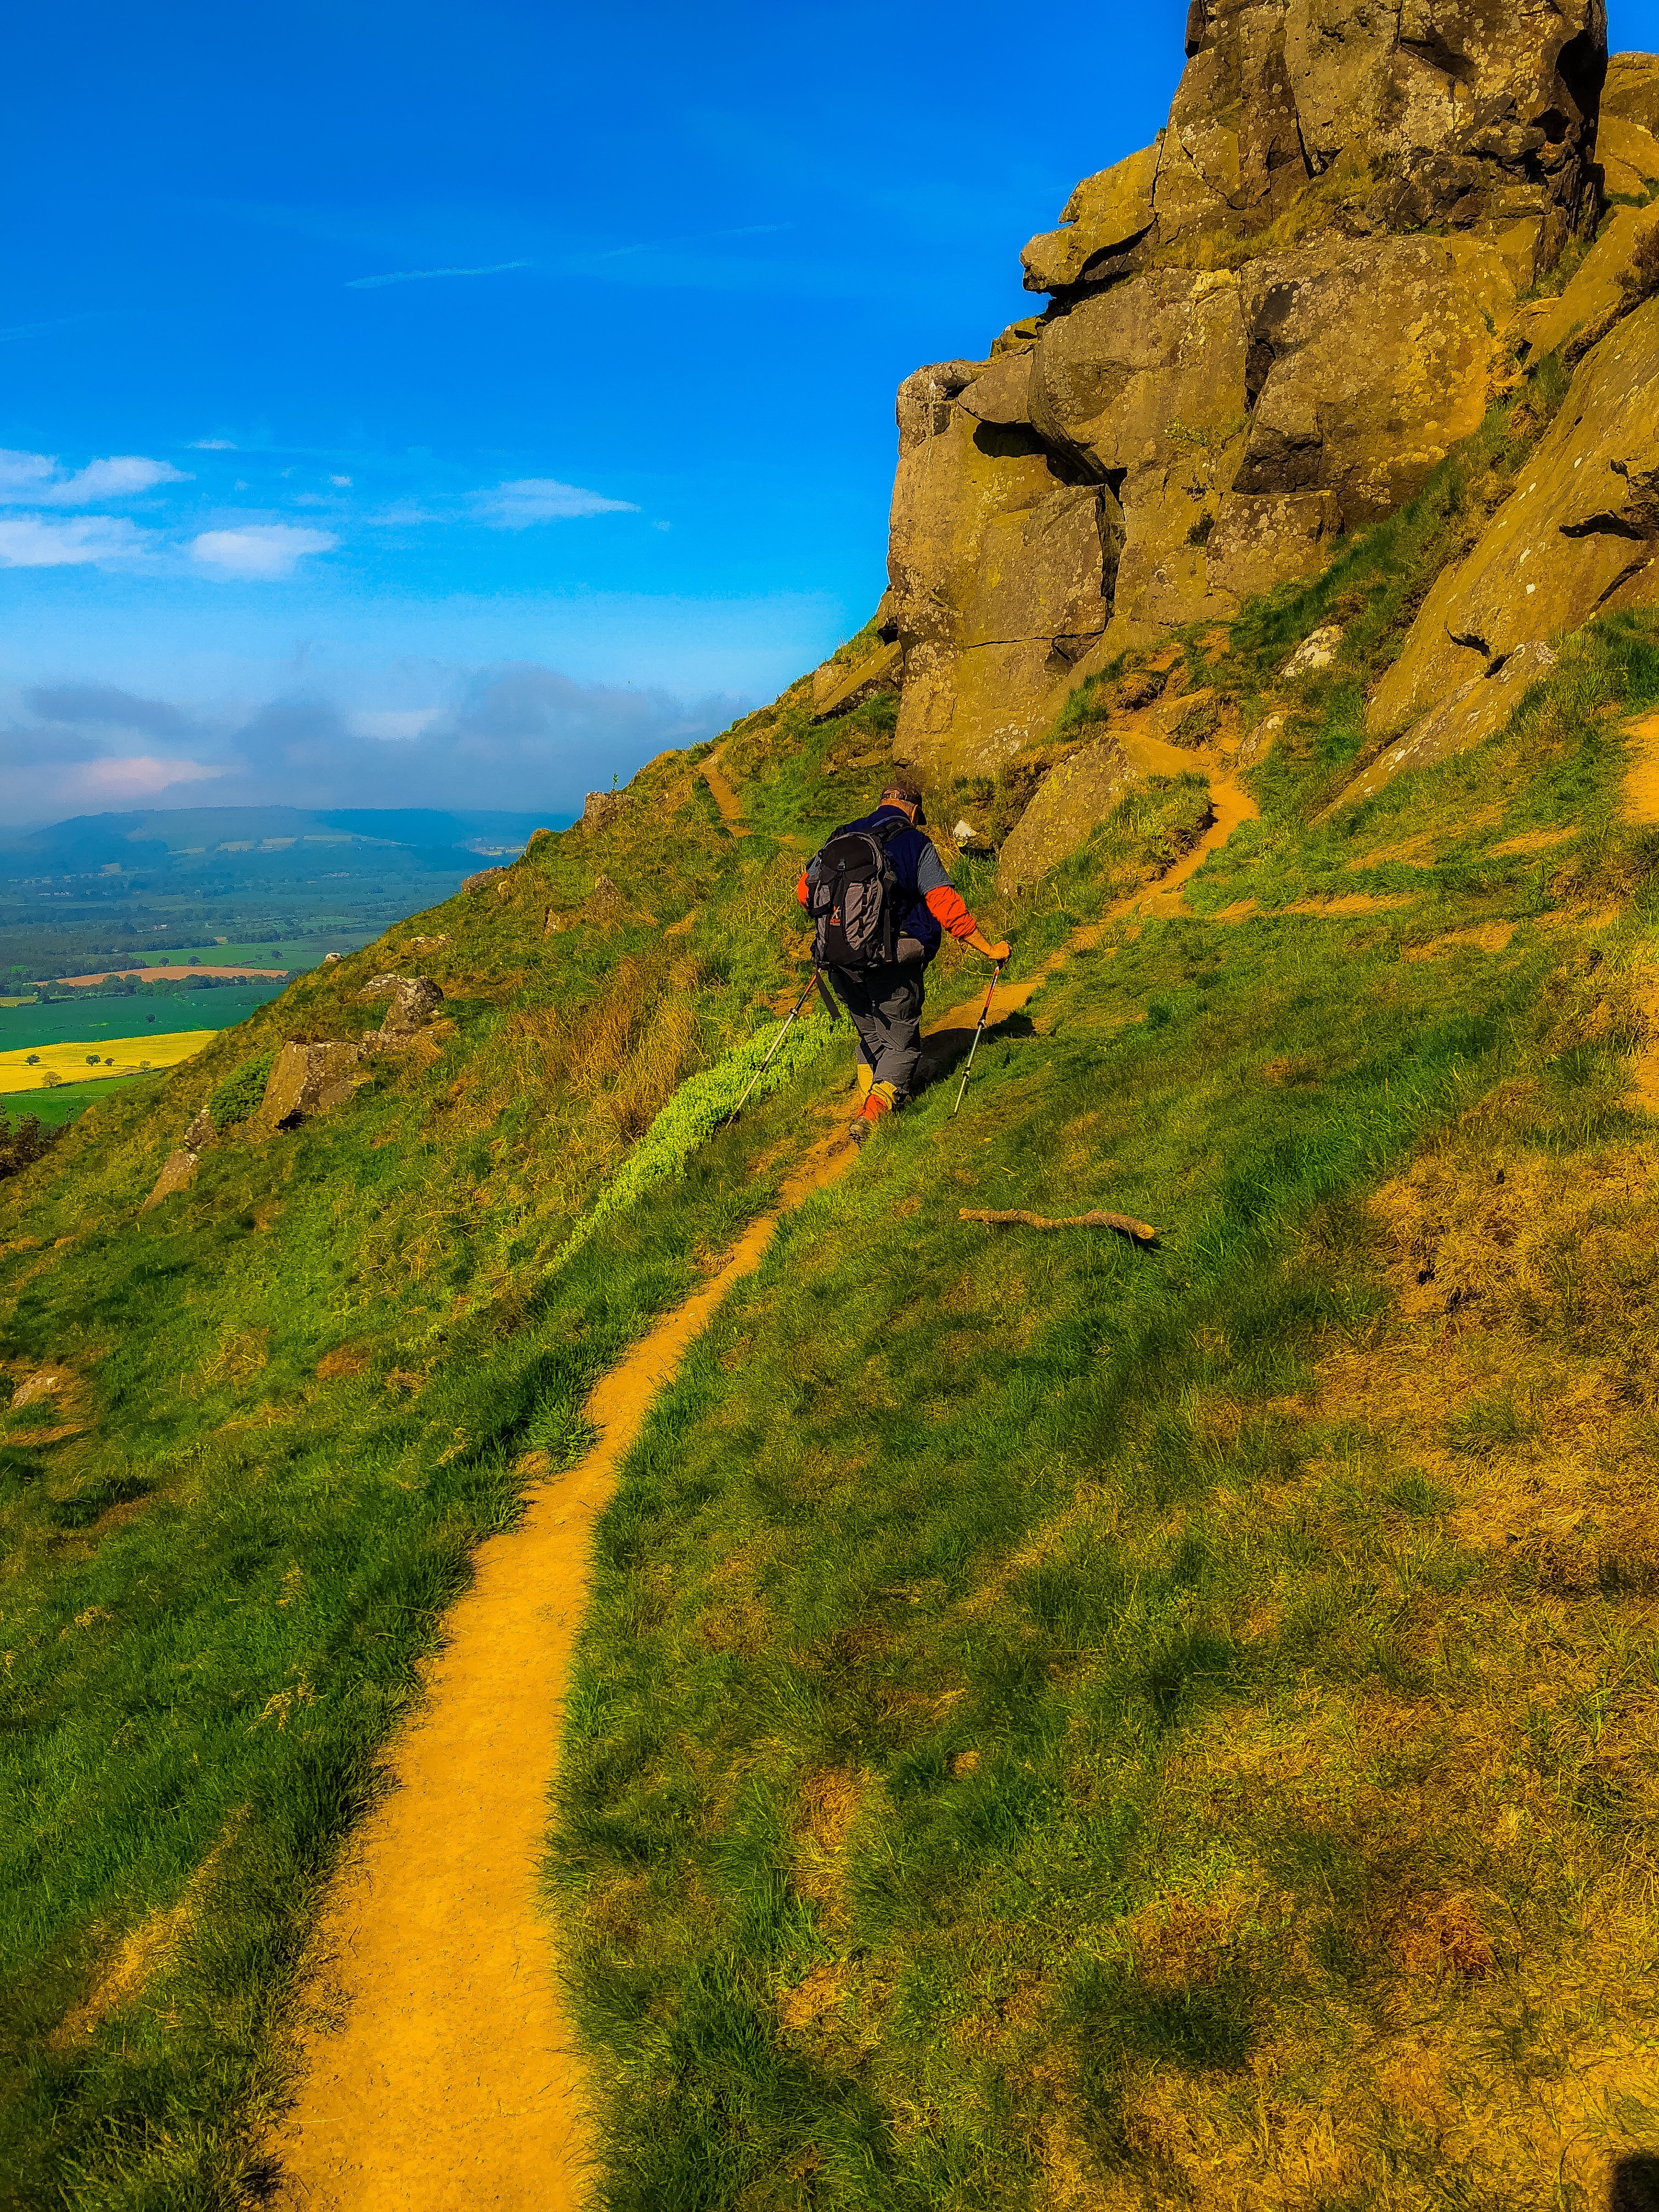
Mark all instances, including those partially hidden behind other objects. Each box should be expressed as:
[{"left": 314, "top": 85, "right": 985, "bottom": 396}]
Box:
[{"left": 209, "top": 1051, "right": 277, "bottom": 1130}]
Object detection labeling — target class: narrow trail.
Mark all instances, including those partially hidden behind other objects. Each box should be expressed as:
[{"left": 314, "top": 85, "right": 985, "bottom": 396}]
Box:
[
  {"left": 271, "top": 1149, "right": 847, "bottom": 2210},
  {"left": 701, "top": 746, "right": 749, "bottom": 835},
  {"left": 1628, "top": 709, "right": 1659, "bottom": 829},
  {"left": 272, "top": 746, "right": 1259, "bottom": 2209},
  {"left": 1623, "top": 713, "right": 1659, "bottom": 1113}
]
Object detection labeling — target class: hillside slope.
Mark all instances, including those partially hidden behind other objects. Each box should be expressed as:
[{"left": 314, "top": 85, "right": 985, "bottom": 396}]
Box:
[
  {"left": 3, "top": 449, "right": 1658, "bottom": 2207},
  {"left": 5, "top": 18, "right": 1659, "bottom": 2211}
]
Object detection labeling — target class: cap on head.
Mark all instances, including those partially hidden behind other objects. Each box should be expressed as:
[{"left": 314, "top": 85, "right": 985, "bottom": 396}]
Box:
[{"left": 881, "top": 776, "right": 927, "bottom": 825}]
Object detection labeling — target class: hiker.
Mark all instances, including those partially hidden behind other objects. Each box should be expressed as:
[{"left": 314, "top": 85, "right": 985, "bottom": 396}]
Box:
[{"left": 798, "top": 777, "right": 1010, "bottom": 1146}]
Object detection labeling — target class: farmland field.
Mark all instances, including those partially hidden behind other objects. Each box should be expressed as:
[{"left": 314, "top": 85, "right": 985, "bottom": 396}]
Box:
[
  {"left": 0, "top": 1029, "right": 212, "bottom": 1091},
  {"left": 0, "top": 986, "right": 291, "bottom": 1055}
]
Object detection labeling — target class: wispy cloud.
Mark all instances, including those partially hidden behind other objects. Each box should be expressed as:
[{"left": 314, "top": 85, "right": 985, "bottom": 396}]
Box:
[
  {"left": 590, "top": 221, "right": 791, "bottom": 264},
  {"left": 190, "top": 524, "right": 338, "bottom": 580},
  {"left": 345, "top": 258, "right": 531, "bottom": 290},
  {"left": 190, "top": 438, "right": 238, "bottom": 451},
  {"left": 0, "top": 312, "right": 111, "bottom": 346},
  {"left": 0, "top": 448, "right": 191, "bottom": 506},
  {"left": 0, "top": 515, "right": 154, "bottom": 568},
  {"left": 475, "top": 478, "right": 639, "bottom": 527}
]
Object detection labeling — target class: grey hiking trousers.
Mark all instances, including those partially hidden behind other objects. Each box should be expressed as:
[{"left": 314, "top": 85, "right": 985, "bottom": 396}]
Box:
[{"left": 830, "top": 962, "right": 926, "bottom": 1102}]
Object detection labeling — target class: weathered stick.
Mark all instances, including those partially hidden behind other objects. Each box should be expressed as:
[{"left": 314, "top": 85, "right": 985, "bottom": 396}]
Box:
[{"left": 959, "top": 1207, "right": 1159, "bottom": 1245}]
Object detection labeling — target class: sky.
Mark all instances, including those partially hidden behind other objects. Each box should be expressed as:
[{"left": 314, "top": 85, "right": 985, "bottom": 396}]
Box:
[{"left": 4, "top": 2, "right": 1658, "bottom": 826}]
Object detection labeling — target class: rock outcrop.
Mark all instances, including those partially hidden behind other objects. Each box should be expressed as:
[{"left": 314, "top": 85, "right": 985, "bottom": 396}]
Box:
[
  {"left": 142, "top": 1151, "right": 198, "bottom": 1209},
  {"left": 882, "top": 1, "right": 1615, "bottom": 786},
  {"left": 260, "top": 1042, "right": 365, "bottom": 1131},
  {"left": 1341, "top": 640, "right": 1559, "bottom": 806},
  {"left": 581, "top": 792, "right": 631, "bottom": 835},
  {"left": 360, "top": 974, "right": 445, "bottom": 1040},
  {"left": 1023, "top": 1, "right": 1606, "bottom": 295},
  {"left": 1370, "top": 296, "right": 1659, "bottom": 736}
]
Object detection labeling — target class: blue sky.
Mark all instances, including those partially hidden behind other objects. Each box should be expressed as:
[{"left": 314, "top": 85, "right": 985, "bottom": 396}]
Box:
[{"left": 4, "top": 2, "right": 1657, "bottom": 824}]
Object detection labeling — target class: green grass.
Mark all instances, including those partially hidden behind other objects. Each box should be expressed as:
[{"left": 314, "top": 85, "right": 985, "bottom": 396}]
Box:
[
  {"left": 3, "top": 337, "right": 1659, "bottom": 2208},
  {"left": 0, "top": 691, "right": 912, "bottom": 2210},
  {"left": 548, "top": 628, "right": 1659, "bottom": 2207}
]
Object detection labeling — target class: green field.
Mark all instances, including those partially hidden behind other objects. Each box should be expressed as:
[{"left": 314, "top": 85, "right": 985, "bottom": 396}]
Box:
[
  {"left": 1, "top": 1073, "right": 169, "bottom": 1130},
  {"left": 0, "top": 986, "right": 291, "bottom": 1056},
  {"left": 2, "top": 374, "right": 1658, "bottom": 2207}
]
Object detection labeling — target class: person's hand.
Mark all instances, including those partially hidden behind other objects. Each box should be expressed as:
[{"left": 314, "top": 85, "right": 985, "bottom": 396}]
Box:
[{"left": 985, "top": 939, "right": 1011, "bottom": 962}]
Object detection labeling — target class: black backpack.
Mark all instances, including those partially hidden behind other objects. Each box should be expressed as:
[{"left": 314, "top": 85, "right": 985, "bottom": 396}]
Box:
[{"left": 809, "top": 817, "right": 906, "bottom": 970}]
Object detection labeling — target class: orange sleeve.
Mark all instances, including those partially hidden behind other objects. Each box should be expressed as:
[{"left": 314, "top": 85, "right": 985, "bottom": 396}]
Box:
[
  {"left": 925, "top": 884, "right": 978, "bottom": 940},
  {"left": 797, "top": 870, "right": 810, "bottom": 909}
]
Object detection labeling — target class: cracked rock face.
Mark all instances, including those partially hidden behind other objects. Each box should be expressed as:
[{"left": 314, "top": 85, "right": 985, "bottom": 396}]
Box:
[
  {"left": 1028, "top": 0, "right": 1607, "bottom": 294},
  {"left": 1370, "top": 295, "right": 1659, "bottom": 735},
  {"left": 881, "top": 2, "right": 1613, "bottom": 784}
]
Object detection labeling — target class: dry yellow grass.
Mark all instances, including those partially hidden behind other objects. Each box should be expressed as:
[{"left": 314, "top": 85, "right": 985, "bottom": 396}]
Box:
[{"left": 0, "top": 1029, "right": 212, "bottom": 1091}]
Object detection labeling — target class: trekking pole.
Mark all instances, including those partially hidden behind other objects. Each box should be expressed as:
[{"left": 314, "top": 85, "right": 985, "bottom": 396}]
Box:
[
  {"left": 951, "top": 962, "right": 1004, "bottom": 1118},
  {"left": 721, "top": 968, "right": 822, "bottom": 1131}
]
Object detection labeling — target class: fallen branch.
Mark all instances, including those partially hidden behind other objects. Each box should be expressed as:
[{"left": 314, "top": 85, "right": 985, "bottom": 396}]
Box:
[{"left": 960, "top": 1207, "right": 1159, "bottom": 1245}]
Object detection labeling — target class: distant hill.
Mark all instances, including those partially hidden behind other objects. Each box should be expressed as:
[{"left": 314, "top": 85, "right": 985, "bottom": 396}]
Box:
[
  {"left": 0, "top": 804, "right": 558, "bottom": 871},
  {"left": 0, "top": 805, "right": 571, "bottom": 978}
]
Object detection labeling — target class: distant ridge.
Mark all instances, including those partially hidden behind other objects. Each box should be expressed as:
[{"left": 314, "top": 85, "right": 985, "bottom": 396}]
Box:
[{"left": 0, "top": 805, "right": 568, "bottom": 869}]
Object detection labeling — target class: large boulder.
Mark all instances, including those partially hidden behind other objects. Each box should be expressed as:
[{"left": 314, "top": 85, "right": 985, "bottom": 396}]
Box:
[
  {"left": 1020, "top": 144, "right": 1161, "bottom": 295},
  {"left": 1603, "top": 50, "right": 1659, "bottom": 137},
  {"left": 995, "top": 741, "right": 1141, "bottom": 895},
  {"left": 810, "top": 637, "right": 904, "bottom": 721},
  {"left": 581, "top": 791, "right": 631, "bottom": 835},
  {"left": 360, "top": 974, "right": 444, "bottom": 1036},
  {"left": 261, "top": 1041, "right": 364, "bottom": 1130},
  {"left": 1371, "top": 296, "right": 1659, "bottom": 736}
]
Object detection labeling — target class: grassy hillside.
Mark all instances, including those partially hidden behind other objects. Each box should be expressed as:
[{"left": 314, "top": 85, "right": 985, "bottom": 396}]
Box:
[{"left": 2, "top": 363, "right": 1658, "bottom": 2208}]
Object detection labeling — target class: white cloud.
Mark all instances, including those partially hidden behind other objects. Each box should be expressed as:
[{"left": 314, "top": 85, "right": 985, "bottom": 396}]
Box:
[
  {"left": 348, "top": 707, "right": 444, "bottom": 742},
  {"left": 346, "top": 259, "right": 531, "bottom": 290},
  {"left": 190, "top": 438, "right": 238, "bottom": 450},
  {"left": 0, "top": 448, "right": 190, "bottom": 505},
  {"left": 329, "top": 474, "right": 353, "bottom": 487},
  {"left": 0, "top": 744, "right": 223, "bottom": 819},
  {"left": 0, "top": 514, "right": 153, "bottom": 567},
  {"left": 76, "top": 754, "right": 224, "bottom": 795},
  {"left": 476, "top": 477, "right": 639, "bottom": 528},
  {"left": 190, "top": 524, "right": 339, "bottom": 580}
]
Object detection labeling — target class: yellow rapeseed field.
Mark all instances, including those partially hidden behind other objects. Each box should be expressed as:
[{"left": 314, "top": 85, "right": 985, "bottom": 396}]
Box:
[{"left": 0, "top": 1029, "right": 213, "bottom": 1091}]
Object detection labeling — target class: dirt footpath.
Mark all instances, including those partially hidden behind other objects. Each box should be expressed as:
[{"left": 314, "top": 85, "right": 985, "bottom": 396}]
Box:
[
  {"left": 271, "top": 763, "right": 1257, "bottom": 2208},
  {"left": 269, "top": 1174, "right": 836, "bottom": 2209}
]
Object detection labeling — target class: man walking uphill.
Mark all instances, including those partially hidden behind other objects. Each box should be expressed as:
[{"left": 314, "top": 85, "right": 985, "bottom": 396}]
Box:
[{"left": 798, "top": 777, "right": 1010, "bottom": 1147}]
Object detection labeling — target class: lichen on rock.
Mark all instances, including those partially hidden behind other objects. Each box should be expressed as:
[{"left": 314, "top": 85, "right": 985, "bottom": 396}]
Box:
[{"left": 877, "top": 0, "right": 1615, "bottom": 797}]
